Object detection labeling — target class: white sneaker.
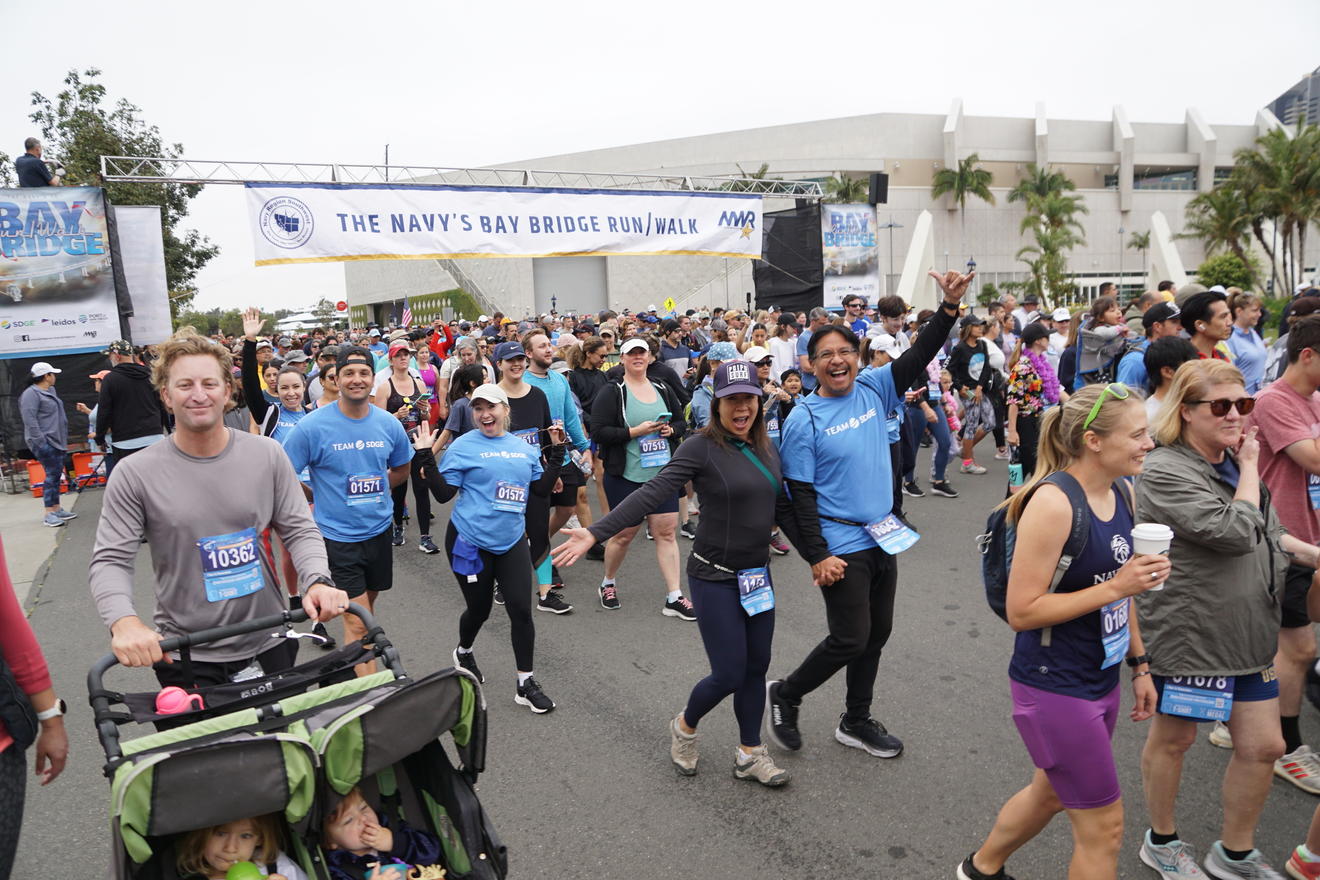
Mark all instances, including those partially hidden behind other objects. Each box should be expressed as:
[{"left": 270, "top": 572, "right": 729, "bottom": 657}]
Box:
[
  {"left": 1275, "top": 744, "right": 1320, "bottom": 795},
  {"left": 1139, "top": 831, "right": 1205, "bottom": 878},
  {"left": 733, "top": 745, "right": 789, "bottom": 787},
  {"left": 1203, "top": 841, "right": 1283, "bottom": 879},
  {"left": 994, "top": 448, "right": 1011, "bottom": 461},
  {"left": 669, "top": 714, "right": 698, "bottom": 776},
  {"left": 959, "top": 461, "right": 987, "bottom": 475},
  {"left": 1208, "top": 720, "right": 1233, "bottom": 749}
]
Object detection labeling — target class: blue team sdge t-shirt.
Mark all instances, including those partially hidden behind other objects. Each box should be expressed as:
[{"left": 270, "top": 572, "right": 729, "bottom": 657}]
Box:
[
  {"left": 779, "top": 366, "right": 902, "bottom": 556},
  {"left": 438, "top": 430, "right": 544, "bottom": 554},
  {"left": 281, "top": 403, "right": 413, "bottom": 543}
]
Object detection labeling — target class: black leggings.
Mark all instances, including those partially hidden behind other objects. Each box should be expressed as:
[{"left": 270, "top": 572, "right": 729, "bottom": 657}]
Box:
[
  {"left": 1016, "top": 413, "right": 1041, "bottom": 480},
  {"left": 0, "top": 744, "right": 24, "bottom": 879},
  {"left": 524, "top": 487, "right": 551, "bottom": 569},
  {"left": 445, "top": 523, "right": 535, "bottom": 671},
  {"left": 392, "top": 450, "right": 432, "bottom": 534},
  {"left": 780, "top": 546, "right": 897, "bottom": 722},
  {"left": 685, "top": 576, "right": 775, "bottom": 745}
]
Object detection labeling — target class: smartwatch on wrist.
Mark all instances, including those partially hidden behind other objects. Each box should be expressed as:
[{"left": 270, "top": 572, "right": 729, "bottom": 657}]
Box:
[
  {"left": 36, "top": 698, "right": 67, "bottom": 722},
  {"left": 1126, "top": 653, "right": 1152, "bottom": 668}
]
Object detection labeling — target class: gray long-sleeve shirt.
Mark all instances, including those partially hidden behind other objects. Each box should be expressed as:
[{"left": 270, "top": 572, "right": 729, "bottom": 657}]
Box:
[
  {"left": 19, "top": 384, "right": 67, "bottom": 452},
  {"left": 89, "top": 429, "right": 331, "bottom": 662}
]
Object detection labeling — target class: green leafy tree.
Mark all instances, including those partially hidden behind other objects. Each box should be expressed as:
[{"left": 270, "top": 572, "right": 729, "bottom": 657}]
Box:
[
  {"left": 1127, "top": 229, "right": 1151, "bottom": 279},
  {"left": 1006, "top": 163, "right": 1076, "bottom": 207},
  {"left": 720, "top": 162, "right": 780, "bottom": 193},
  {"left": 313, "top": 297, "right": 337, "bottom": 327},
  {"left": 1196, "top": 253, "right": 1257, "bottom": 290},
  {"left": 931, "top": 152, "right": 996, "bottom": 255},
  {"left": 0, "top": 151, "right": 11, "bottom": 187},
  {"left": 978, "top": 281, "right": 999, "bottom": 308},
  {"left": 28, "top": 68, "right": 218, "bottom": 317},
  {"left": 1179, "top": 184, "right": 1253, "bottom": 269},
  {"left": 823, "top": 172, "right": 869, "bottom": 203},
  {"left": 217, "top": 308, "right": 244, "bottom": 338},
  {"left": 1232, "top": 124, "right": 1320, "bottom": 294}
]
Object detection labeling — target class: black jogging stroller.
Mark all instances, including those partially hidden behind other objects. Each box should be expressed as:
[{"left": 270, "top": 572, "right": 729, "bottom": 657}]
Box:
[{"left": 88, "top": 604, "right": 507, "bottom": 880}]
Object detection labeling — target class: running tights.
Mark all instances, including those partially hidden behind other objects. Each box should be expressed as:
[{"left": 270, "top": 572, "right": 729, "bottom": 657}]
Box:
[
  {"left": 393, "top": 450, "right": 432, "bottom": 535},
  {"left": 779, "top": 546, "right": 897, "bottom": 723},
  {"left": 685, "top": 576, "right": 775, "bottom": 746},
  {"left": 445, "top": 523, "right": 535, "bottom": 671},
  {"left": 0, "top": 744, "right": 24, "bottom": 879}
]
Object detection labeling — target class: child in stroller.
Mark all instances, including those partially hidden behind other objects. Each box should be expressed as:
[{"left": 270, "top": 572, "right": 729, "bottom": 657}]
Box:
[
  {"left": 323, "top": 786, "right": 444, "bottom": 880},
  {"left": 175, "top": 813, "right": 305, "bottom": 880}
]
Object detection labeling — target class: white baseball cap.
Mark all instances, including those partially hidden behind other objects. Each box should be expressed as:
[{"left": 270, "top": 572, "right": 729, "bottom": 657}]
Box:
[
  {"left": 30, "top": 362, "right": 61, "bottom": 378},
  {"left": 741, "top": 345, "right": 772, "bottom": 364},
  {"left": 1051, "top": 308, "right": 1071, "bottom": 322},
  {"left": 470, "top": 384, "right": 508, "bottom": 406},
  {"left": 620, "top": 338, "right": 650, "bottom": 355}
]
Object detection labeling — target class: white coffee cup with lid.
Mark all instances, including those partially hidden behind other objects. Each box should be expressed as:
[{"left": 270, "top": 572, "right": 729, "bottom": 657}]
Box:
[{"left": 1131, "top": 523, "right": 1174, "bottom": 590}]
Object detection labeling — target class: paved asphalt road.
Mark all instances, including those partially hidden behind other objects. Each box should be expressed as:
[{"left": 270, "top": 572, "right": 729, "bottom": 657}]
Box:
[{"left": 12, "top": 445, "right": 1320, "bottom": 879}]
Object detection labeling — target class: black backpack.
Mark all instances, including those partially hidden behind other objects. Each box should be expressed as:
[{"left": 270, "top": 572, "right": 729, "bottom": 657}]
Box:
[{"left": 977, "top": 471, "right": 1132, "bottom": 645}]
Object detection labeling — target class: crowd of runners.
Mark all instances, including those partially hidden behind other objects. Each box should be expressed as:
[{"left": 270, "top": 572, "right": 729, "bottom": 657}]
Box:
[{"left": 6, "top": 274, "right": 1320, "bottom": 879}]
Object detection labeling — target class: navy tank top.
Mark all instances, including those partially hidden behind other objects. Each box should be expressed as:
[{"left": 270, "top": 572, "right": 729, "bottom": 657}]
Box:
[{"left": 1008, "top": 483, "right": 1134, "bottom": 700}]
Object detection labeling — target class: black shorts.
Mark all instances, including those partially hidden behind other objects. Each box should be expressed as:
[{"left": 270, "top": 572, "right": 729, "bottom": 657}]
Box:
[
  {"left": 1283, "top": 563, "right": 1314, "bottom": 629},
  {"left": 551, "top": 459, "right": 584, "bottom": 507},
  {"left": 603, "top": 473, "right": 679, "bottom": 515},
  {"left": 325, "top": 527, "right": 394, "bottom": 598}
]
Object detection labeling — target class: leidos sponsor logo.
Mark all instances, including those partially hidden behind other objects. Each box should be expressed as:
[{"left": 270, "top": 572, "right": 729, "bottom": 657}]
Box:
[{"left": 258, "top": 196, "right": 314, "bottom": 250}]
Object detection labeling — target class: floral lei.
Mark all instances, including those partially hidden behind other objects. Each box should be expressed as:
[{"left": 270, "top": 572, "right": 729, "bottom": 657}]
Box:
[{"left": 1025, "top": 349, "right": 1060, "bottom": 404}]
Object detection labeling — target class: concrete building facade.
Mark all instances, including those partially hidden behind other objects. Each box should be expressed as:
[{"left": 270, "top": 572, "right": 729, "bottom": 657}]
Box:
[{"left": 346, "top": 101, "right": 1288, "bottom": 321}]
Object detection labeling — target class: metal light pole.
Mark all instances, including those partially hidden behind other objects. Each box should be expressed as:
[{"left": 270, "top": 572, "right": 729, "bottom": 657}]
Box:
[
  {"left": 551, "top": 295, "right": 557, "bottom": 314},
  {"left": 967, "top": 256, "right": 977, "bottom": 304},
  {"left": 879, "top": 217, "right": 904, "bottom": 295},
  {"left": 1118, "top": 226, "right": 1125, "bottom": 302}
]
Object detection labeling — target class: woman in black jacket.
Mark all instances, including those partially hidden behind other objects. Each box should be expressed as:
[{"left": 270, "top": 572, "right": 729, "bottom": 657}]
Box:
[
  {"left": 588, "top": 337, "right": 690, "bottom": 618},
  {"left": 558, "top": 360, "right": 802, "bottom": 786},
  {"left": 945, "top": 314, "right": 993, "bottom": 475}
]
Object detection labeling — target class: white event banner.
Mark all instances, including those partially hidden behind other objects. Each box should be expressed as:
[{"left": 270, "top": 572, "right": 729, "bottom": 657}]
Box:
[
  {"left": 115, "top": 206, "right": 172, "bottom": 346},
  {"left": 246, "top": 183, "right": 763, "bottom": 266}
]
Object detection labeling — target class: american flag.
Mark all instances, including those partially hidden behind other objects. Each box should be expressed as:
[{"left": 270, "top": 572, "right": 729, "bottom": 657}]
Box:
[{"left": 400, "top": 297, "right": 412, "bottom": 328}]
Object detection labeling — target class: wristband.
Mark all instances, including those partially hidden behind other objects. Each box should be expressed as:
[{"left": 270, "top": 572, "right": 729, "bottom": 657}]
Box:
[
  {"left": 1131, "top": 669, "right": 1151, "bottom": 679},
  {"left": 1126, "top": 653, "right": 1152, "bottom": 668}
]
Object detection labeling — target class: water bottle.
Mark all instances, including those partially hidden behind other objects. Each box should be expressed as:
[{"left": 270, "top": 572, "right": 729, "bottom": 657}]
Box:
[
  {"left": 1007, "top": 444, "right": 1024, "bottom": 489},
  {"left": 569, "top": 447, "right": 592, "bottom": 475}
]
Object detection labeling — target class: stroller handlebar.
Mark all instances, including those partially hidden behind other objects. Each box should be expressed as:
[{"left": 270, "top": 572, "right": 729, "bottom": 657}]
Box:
[{"left": 87, "top": 602, "right": 398, "bottom": 774}]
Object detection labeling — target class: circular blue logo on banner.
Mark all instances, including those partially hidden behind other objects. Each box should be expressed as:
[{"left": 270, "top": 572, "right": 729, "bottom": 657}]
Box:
[{"left": 258, "top": 196, "right": 314, "bottom": 249}]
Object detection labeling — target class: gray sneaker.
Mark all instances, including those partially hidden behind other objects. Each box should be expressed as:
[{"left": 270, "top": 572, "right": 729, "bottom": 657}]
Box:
[
  {"left": 733, "top": 745, "right": 789, "bottom": 787},
  {"left": 42, "top": 512, "right": 65, "bottom": 528},
  {"left": 669, "top": 714, "right": 698, "bottom": 776},
  {"left": 1274, "top": 744, "right": 1320, "bottom": 795},
  {"left": 1139, "top": 831, "right": 1204, "bottom": 878},
  {"left": 1203, "top": 841, "right": 1283, "bottom": 879}
]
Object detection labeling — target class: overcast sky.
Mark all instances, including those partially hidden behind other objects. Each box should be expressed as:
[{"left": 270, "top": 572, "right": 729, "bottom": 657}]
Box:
[{"left": 5, "top": 0, "right": 1317, "bottom": 313}]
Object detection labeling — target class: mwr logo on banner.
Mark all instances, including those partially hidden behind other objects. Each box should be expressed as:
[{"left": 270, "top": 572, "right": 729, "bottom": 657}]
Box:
[{"left": 245, "top": 183, "right": 763, "bottom": 266}]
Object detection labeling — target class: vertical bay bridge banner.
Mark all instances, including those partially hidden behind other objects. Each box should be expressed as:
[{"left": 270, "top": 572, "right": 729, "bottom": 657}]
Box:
[
  {"left": 245, "top": 183, "right": 763, "bottom": 266},
  {"left": 821, "top": 202, "right": 880, "bottom": 311},
  {"left": 0, "top": 186, "right": 124, "bottom": 358}
]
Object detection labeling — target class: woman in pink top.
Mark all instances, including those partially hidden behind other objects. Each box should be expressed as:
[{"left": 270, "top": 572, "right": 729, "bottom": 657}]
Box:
[{"left": 0, "top": 535, "right": 68, "bottom": 877}]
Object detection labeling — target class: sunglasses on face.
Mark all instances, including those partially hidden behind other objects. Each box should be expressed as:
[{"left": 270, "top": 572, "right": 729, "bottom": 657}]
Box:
[{"left": 1190, "top": 397, "right": 1255, "bottom": 417}]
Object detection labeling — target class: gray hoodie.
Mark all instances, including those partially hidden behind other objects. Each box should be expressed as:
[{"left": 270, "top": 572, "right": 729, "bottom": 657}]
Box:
[{"left": 1134, "top": 442, "right": 1287, "bottom": 677}]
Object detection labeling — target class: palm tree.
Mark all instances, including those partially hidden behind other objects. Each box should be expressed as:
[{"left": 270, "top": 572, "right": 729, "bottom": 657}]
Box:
[
  {"left": 1007, "top": 163, "right": 1076, "bottom": 209},
  {"left": 823, "top": 172, "right": 870, "bottom": 203},
  {"left": 931, "top": 153, "right": 996, "bottom": 255},
  {"left": 1231, "top": 124, "right": 1320, "bottom": 293},
  {"left": 1127, "top": 230, "right": 1151, "bottom": 277},
  {"left": 1018, "top": 192, "right": 1088, "bottom": 238},
  {"left": 720, "top": 162, "right": 778, "bottom": 193},
  {"left": 1179, "top": 184, "right": 1253, "bottom": 268}
]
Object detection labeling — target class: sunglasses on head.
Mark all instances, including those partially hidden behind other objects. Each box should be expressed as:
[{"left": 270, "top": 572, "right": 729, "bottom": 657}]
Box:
[
  {"left": 1190, "top": 397, "right": 1255, "bottom": 417},
  {"left": 1083, "top": 383, "right": 1129, "bottom": 430}
]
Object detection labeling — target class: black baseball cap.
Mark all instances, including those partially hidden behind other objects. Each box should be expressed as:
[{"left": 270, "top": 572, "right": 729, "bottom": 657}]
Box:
[
  {"left": 336, "top": 344, "right": 375, "bottom": 372},
  {"left": 1143, "top": 302, "right": 1181, "bottom": 330}
]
